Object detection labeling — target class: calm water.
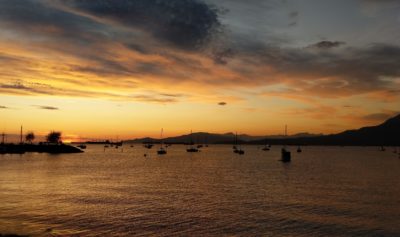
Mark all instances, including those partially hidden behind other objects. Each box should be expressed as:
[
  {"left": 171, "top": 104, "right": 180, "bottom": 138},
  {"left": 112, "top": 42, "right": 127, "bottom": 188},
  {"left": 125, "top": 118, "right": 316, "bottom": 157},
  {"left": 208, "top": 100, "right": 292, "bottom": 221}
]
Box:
[{"left": 0, "top": 145, "right": 399, "bottom": 236}]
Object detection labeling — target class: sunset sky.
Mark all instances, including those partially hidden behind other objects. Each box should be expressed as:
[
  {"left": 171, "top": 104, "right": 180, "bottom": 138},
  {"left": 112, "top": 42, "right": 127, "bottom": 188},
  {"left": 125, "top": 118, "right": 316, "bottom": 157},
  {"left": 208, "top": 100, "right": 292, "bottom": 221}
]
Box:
[{"left": 1, "top": 0, "right": 399, "bottom": 140}]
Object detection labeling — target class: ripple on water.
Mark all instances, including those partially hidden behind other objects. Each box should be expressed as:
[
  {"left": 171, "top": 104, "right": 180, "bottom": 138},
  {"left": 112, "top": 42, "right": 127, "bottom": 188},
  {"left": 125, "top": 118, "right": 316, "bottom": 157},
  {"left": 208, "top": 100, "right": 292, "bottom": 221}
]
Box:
[{"left": 0, "top": 145, "right": 399, "bottom": 236}]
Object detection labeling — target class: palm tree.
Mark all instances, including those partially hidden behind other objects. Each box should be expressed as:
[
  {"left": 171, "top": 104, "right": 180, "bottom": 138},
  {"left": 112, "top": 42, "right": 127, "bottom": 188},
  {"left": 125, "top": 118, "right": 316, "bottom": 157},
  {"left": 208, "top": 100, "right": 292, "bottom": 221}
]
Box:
[
  {"left": 46, "top": 131, "right": 62, "bottom": 144},
  {"left": 25, "top": 132, "right": 35, "bottom": 144}
]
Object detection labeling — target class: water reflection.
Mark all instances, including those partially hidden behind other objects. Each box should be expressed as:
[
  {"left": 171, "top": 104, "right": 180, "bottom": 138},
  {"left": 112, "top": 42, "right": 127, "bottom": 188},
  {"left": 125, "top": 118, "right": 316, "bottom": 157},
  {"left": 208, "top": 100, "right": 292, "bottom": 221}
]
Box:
[{"left": 0, "top": 146, "right": 399, "bottom": 236}]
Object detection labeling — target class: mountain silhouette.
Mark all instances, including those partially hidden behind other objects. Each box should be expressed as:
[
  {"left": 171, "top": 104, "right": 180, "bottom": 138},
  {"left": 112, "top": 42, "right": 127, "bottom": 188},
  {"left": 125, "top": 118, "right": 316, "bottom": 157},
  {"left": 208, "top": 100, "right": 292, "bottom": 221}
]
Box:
[
  {"left": 125, "top": 114, "right": 399, "bottom": 146},
  {"left": 126, "top": 132, "right": 238, "bottom": 144},
  {"left": 126, "top": 132, "right": 321, "bottom": 144},
  {"left": 251, "top": 114, "right": 400, "bottom": 146}
]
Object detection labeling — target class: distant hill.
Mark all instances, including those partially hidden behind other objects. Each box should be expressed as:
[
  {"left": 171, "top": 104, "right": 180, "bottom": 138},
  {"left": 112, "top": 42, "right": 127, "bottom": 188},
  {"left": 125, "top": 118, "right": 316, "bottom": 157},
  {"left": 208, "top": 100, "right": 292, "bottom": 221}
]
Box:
[
  {"left": 125, "top": 132, "right": 322, "bottom": 144},
  {"left": 126, "top": 132, "right": 236, "bottom": 144},
  {"left": 126, "top": 114, "right": 400, "bottom": 146},
  {"left": 250, "top": 114, "right": 400, "bottom": 146}
]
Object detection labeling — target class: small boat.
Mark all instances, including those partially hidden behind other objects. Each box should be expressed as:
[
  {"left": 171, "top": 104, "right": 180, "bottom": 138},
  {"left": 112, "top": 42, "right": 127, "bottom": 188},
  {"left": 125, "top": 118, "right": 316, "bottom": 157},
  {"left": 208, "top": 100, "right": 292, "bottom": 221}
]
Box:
[
  {"left": 144, "top": 144, "right": 153, "bottom": 149},
  {"left": 262, "top": 145, "right": 270, "bottom": 151},
  {"left": 157, "top": 128, "right": 167, "bottom": 155},
  {"left": 281, "top": 147, "right": 291, "bottom": 162},
  {"left": 233, "top": 132, "right": 244, "bottom": 155},
  {"left": 157, "top": 147, "right": 167, "bottom": 155},
  {"left": 380, "top": 146, "right": 385, "bottom": 151},
  {"left": 197, "top": 144, "right": 203, "bottom": 148},
  {"left": 187, "top": 147, "right": 199, "bottom": 152},
  {"left": 297, "top": 146, "right": 302, "bottom": 153},
  {"left": 237, "top": 149, "right": 245, "bottom": 155},
  {"left": 130, "top": 145, "right": 134, "bottom": 148},
  {"left": 234, "top": 146, "right": 245, "bottom": 155},
  {"left": 77, "top": 144, "right": 86, "bottom": 149},
  {"left": 104, "top": 145, "right": 109, "bottom": 148},
  {"left": 281, "top": 125, "right": 291, "bottom": 162},
  {"left": 186, "top": 130, "right": 199, "bottom": 152}
]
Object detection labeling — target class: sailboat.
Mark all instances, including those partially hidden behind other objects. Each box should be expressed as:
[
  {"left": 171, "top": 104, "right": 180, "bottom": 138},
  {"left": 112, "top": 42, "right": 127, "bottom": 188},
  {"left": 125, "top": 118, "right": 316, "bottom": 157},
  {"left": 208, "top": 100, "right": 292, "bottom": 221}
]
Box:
[
  {"left": 262, "top": 143, "right": 270, "bottom": 151},
  {"left": 77, "top": 144, "right": 87, "bottom": 149},
  {"left": 233, "top": 133, "right": 238, "bottom": 153},
  {"left": 281, "top": 125, "right": 291, "bottom": 162},
  {"left": 144, "top": 143, "right": 153, "bottom": 149},
  {"left": 186, "top": 130, "right": 199, "bottom": 152},
  {"left": 297, "top": 146, "right": 302, "bottom": 153},
  {"left": 157, "top": 128, "right": 167, "bottom": 155},
  {"left": 233, "top": 132, "right": 244, "bottom": 155}
]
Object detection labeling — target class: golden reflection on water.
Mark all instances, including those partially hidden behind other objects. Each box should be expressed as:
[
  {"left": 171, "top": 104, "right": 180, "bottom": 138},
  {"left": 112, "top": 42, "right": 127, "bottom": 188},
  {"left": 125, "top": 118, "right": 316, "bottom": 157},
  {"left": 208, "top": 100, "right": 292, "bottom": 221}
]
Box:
[{"left": 0, "top": 145, "right": 399, "bottom": 236}]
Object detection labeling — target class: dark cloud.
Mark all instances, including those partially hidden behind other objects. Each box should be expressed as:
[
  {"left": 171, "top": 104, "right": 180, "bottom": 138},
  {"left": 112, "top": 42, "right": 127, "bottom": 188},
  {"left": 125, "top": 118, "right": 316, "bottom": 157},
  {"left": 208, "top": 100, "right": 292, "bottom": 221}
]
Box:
[
  {"left": 0, "top": 82, "right": 31, "bottom": 90},
  {"left": 125, "top": 43, "right": 151, "bottom": 55},
  {"left": 159, "top": 93, "right": 185, "bottom": 98},
  {"left": 308, "top": 41, "right": 346, "bottom": 49},
  {"left": 218, "top": 102, "right": 227, "bottom": 106},
  {"left": 0, "top": 0, "right": 104, "bottom": 43},
  {"left": 131, "top": 95, "right": 179, "bottom": 103},
  {"left": 234, "top": 42, "right": 400, "bottom": 97},
  {"left": 34, "top": 105, "right": 59, "bottom": 110},
  {"left": 0, "top": 0, "right": 399, "bottom": 103},
  {"left": 0, "top": 80, "right": 183, "bottom": 104},
  {"left": 212, "top": 48, "right": 234, "bottom": 65},
  {"left": 64, "top": 0, "right": 222, "bottom": 50},
  {"left": 0, "top": 105, "right": 9, "bottom": 109},
  {"left": 0, "top": 81, "right": 59, "bottom": 96},
  {"left": 289, "top": 11, "right": 299, "bottom": 18}
]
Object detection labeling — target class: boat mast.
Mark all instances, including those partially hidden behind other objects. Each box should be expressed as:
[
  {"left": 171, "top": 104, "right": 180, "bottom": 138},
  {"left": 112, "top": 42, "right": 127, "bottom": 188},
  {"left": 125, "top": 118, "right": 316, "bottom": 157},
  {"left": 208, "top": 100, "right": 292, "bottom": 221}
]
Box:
[
  {"left": 284, "top": 125, "right": 287, "bottom": 148},
  {"left": 236, "top": 132, "right": 239, "bottom": 149},
  {"left": 235, "top": 132, "right": 237, "bottom": 146},
  {"left": 20, "top": 125, "right": 23, "bottom": 144},
  {"left": 160, "top": 128, "right": 163, "bottom": 148}
]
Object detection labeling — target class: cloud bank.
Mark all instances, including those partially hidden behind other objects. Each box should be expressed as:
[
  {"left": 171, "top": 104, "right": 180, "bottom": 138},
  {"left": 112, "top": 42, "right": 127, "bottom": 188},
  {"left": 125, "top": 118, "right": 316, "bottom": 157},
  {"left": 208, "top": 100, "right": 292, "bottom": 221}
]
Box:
[{"left": 0, "top": 0, "right": 399, "bottom": 113}]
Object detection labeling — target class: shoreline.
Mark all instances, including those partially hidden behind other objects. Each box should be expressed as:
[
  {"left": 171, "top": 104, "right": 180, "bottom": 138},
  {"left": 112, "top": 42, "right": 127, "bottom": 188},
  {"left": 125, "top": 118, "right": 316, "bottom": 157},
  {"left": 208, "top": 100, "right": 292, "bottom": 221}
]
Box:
[{"left": 0, "top": 143, "right": 83, "bottom": 155}]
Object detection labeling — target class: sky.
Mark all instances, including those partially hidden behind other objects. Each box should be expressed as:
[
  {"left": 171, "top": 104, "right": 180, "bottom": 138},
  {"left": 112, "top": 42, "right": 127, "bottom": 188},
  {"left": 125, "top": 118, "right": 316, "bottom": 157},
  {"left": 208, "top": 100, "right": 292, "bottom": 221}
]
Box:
[{"left": 0, "top": 0, "right": 399, "bottom": 141}]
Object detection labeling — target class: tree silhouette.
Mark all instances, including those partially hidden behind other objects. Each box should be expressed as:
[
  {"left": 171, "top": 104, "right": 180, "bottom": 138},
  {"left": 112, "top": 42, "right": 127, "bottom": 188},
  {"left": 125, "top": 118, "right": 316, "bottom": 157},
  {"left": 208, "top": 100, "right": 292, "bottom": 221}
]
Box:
[
  {"left": 25, "top": 132, "right": 35, "bottom": 144},
  {"left": 46, "top": 131, "right": 62, "bottom": 144}
]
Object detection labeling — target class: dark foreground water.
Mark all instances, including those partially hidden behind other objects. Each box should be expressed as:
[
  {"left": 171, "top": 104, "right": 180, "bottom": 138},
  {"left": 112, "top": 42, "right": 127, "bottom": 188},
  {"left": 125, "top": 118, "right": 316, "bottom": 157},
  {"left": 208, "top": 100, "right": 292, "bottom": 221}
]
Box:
[{"left": 0, "top": 145, "right": 399, "bottom": 236}]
